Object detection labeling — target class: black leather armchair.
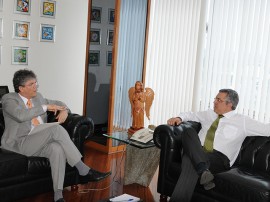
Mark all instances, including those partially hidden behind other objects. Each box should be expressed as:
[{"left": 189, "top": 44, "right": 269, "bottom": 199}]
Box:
[
  {"left": 0, "top": 109, "right": 94, "bottom": 202},
  {"left": 153, "top": 122, "right": 270, "bottom": 202}
]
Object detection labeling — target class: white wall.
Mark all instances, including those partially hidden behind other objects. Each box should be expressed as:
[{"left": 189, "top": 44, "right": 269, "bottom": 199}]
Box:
[{"left": 0, "top": 0, "right": 89, "bottom": 114}]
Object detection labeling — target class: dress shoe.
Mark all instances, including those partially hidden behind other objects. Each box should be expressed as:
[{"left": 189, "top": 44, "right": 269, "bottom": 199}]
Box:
[
  {"left": 79, "top": 169, "right": 111, "bottom": 184},
  {"left": 55, "top": 198, "right": 65, "bottom": 202}
]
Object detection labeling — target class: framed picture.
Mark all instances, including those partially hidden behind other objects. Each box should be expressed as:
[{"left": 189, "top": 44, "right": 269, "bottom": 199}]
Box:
[
  {"left": 107, "top": 30, "right": 114, "bottom": 45},
  {"left": 14, "top": 0, "right": 31, "bottom": 15},
  {"left": 40, "top": 0, "right": 56, "bottom": 18},
  {"left": 0, "top": 18, "right": 3, "bottom": 38},
  {"left": 91, "top": 7, "right": 101, "bottom": 23},
  {"left": 108, "top": 8, "right": 115, "bottom": 24},
  {"left": 106, "top": 51, "right": 112, "bottom": 66},
  {"left": 90, "top": 29, "right": 101, "bottom": 44},
  {"left": 12, "top": 46, "right": 28, "bottom": 65},
  {"left": 0, "top": 0, "right": 3, "bottom": 11},
  {"left": 89, "top": 50, "right": 100, "bottom": 66},
  {"left": 40, "top": 24, "right": 55, "bottom": 42},
  {"left": 13, "top": 21, "right": 30, "bottom": 40}
]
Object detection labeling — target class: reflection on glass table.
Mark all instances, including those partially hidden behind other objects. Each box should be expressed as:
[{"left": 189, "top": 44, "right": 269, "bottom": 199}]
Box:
[{"left": 103, "top": 131, "right": 155, "bottom": 149}]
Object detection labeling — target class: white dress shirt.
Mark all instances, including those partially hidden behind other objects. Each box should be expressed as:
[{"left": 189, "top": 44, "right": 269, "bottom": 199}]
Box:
[{"left": 179, "top": 109, "right": 270, "bottom": 166}]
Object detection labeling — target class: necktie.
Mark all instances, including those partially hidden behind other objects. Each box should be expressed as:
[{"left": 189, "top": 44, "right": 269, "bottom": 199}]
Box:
[
  {"left": 203, "top": 115, "right": 223, "bottom": 152},
  {"left": 27, "top": 99, "right": 40, "bottom": 126}
]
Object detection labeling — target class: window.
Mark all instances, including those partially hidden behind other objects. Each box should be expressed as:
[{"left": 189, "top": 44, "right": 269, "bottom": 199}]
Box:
[{"left": 196, "top": 0, "right": 270, "bottom": 123}]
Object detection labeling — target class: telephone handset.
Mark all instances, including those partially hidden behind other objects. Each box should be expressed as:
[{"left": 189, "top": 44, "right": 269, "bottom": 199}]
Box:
[{"left": 130, "top": 127, "right": 154, "bottom": 143}]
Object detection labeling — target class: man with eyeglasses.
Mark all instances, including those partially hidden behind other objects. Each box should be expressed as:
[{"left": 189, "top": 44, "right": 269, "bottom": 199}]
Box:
[
  {"left": 166, "top": 88, "right": 270, "bottom": 202},
  {"left": 1, "top": 69, "right": 111, "bottom": 202}
]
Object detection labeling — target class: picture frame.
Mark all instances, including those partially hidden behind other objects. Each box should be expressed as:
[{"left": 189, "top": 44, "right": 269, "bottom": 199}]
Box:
[
  {"left": 108, "top": 8, "right": 115, "bottom": 24},
  {"left": 13, "top": 20, "right": 30, "bottom": 40},
  {"left": 90, "top": 28, "right": 101, "bottom": 45},
  {"left": 91, "top": 7, "right": 102, "bottom": 23},
  {"left": 0, "top": 18, "right": 3, "bottom": 38},
  {"left": 12, "top": 46, "right": 28, "bottom": 65},
  {"left": 106, "top": 51, "right": 112, "bottom": 66},
  {"left": 40, "top": 24, "right": 56, "bottom": 42},
  {"left": 89, "top": 50, "right": 100, "bottom": 66},
  {"left": 0, "top": 0, "right": 3, "bottom": 11},
  {"left": 14, "top": 0, "right": 31, "bottom": 15},
  {"left": 107, "top": 29, "right": 114, "bottom": 45},
  {"left": 40, "top": 0, "right": 56, "bottom": 18}
]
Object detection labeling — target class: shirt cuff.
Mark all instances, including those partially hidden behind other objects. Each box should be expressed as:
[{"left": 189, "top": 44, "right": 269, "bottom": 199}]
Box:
[{"left": 42, "top": 105, "right": 47, "bottom": 112}]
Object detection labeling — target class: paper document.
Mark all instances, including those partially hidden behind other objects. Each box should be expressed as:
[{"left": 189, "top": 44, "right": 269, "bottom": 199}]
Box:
[
  {"left": 110, "top": 193, "right": 140, "bottom": 201},
  {"left": 29, "top": 122, "right": 60, "bottom": 135}
]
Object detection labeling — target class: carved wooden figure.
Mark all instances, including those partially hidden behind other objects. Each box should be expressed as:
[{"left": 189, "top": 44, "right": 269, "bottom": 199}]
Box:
[{"left": 128, "top": 81, "right": 154, "bottom": 134}]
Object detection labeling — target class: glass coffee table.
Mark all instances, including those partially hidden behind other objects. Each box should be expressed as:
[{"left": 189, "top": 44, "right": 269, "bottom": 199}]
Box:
[
  {"left": 103, "top": 130, "right": 160, "bottom": 187},
  {"left": 103, "top": 131, "right": 156, "bottom": 149}
]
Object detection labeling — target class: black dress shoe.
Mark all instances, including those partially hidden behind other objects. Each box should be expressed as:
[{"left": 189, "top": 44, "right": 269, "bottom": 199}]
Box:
[
  {"left": 55, "top": 198, "right": 65, "bottom": 202},
  {"left": 79, "top": 169, "right": 111, "bottom": 184}
]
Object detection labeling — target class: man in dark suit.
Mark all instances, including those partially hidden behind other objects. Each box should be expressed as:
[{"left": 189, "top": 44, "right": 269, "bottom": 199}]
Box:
[
  {"left": 167, "top": 89, "right": 270, "bottom": 202},
  {"left": 1, "top": 69, "right": 111, "bottom": 202}
]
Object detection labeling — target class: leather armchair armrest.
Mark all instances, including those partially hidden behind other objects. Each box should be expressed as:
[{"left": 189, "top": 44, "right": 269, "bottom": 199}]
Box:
[
  {"left": 60, "top": 113, "right": 94, "bottom": 155},
  {"left": 153, "top": 124, "right": 184, "bottom": 149},
  {"left": 47, "top": 111, "right": 94, "bottom": 155}
]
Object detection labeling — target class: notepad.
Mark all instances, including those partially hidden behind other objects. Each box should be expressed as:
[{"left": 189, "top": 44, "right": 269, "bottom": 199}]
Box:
[{"left": 109, "top": 193, "right": 140, "bottom": 202}]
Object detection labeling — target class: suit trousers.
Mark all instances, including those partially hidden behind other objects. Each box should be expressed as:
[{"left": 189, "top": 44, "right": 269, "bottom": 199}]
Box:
[
  {"left": 19, "top": 124, "right": 82, "bottom": 191},
  {"left": 170, "top": 126, "right": 230, "bottom": 202}
]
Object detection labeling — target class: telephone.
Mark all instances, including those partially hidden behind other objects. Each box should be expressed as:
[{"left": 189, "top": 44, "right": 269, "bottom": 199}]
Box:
[{"left": 130, "top": 127, "right": 154, "bottom": 143}]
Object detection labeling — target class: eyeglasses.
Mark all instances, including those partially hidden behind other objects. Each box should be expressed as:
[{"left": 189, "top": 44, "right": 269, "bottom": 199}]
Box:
[
  {"left": 214, "top": 98, "right": 226, "bottom": 103},
  {"left": 22, "top": 81, "right": 39, "bottom": 88}
]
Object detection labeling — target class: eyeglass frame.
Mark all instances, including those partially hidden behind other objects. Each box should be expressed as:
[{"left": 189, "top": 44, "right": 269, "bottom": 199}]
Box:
[{"left": 21, "top": 81, "right": 39, "bottom": 88}]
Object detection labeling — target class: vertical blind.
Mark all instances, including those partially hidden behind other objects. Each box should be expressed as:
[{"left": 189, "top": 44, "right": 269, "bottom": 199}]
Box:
[
  {"left": 195, "top": 0, "right": 270, "bottom": 123},
  {"left": 144, "top": 0, "right": 204, "bottom": 126},
  {"left": 113, "top": 0, "right": 147, "bottom": 129}
]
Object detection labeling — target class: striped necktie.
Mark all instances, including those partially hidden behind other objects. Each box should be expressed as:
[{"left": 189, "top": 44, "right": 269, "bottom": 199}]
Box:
[
  {"left": 27, "top": 99, "right": 40, "bottom": 126},
  {"left": 203, "top": 115, "right": 223, "bottom": 152}
]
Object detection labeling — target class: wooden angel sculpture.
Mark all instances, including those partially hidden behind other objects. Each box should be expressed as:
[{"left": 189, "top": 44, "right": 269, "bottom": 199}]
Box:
[{"left": 128, "top": 81, "right": 154, "bottom": 133}]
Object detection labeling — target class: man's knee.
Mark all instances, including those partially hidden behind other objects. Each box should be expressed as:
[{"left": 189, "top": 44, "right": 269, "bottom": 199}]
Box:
[{"left": 182, "top": 127, "right": 198, "bottom": 142}]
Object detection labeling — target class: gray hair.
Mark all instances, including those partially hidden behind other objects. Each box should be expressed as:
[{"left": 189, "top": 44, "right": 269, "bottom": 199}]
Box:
[
  {"left": 13, "top": 69, "right": 37, "bottom": 93},
  {"left": 219, "top": 89, "right": 239, "bottom": 110}
]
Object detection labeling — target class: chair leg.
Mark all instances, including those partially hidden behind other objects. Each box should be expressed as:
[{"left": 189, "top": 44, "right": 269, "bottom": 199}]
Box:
[{"left": 160, "top": 194, "right": 168, "bottom": 202}]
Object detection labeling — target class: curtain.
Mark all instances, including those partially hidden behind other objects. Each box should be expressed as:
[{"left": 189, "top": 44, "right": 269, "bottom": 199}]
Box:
[
  {"left": 144, "top": 0, "right": 205, "bottom": 126},
  {"left": 113, "top": 0, "right": 148, "bottom": 129},
  {"left": 195, "top": 0, "right": 270, "bottom": 123}
]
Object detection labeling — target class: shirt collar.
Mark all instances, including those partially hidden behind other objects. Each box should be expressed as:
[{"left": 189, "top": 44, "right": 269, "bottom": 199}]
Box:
[
  {"left": 18, "top": 93, "right": 29, "bottom": 106},
  {"left": 222, "top": 110, "right": 236, "bottom": 119}
]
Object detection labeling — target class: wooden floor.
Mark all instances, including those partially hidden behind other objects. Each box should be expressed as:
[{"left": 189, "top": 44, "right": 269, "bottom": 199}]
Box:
[{"left": 17, "top": 140, "right": 164, "bottom": 202}]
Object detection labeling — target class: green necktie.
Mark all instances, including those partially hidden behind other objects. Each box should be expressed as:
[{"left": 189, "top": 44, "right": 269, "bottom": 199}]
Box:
[{"left": 203, "top": 115, "right": 224, "bottom": 152}]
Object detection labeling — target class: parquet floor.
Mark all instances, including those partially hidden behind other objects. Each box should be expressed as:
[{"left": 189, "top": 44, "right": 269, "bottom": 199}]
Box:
[{"left": 17, "top": 140, "right": 163, "bottom": 202}]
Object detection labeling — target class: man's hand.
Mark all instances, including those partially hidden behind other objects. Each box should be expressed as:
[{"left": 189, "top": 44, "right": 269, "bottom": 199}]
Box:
[
  {"left": 47, "top": 104, "right": 67, "bottom": 115},
  {"left": 56, "top": 110, "right": 68, "bottom": 123},
  {"left": 167, "top": 117, "right": 182, "bottom": 126}
]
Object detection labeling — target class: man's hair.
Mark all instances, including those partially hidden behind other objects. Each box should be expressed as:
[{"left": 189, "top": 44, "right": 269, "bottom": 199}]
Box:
[
  {"left": 219, "top": 89, "right": 239, "bottom": 110},
  {"left": 13, "top": 69, "right": 37, "bottom": 93}
]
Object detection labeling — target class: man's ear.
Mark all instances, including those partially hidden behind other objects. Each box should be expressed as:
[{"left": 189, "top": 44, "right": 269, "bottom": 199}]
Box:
[
  {"left": 18, "top": 86, "right": 24, "bottom": 93},
  {"left": 228, "top": 102, "right": 233, "bottom": 110}
]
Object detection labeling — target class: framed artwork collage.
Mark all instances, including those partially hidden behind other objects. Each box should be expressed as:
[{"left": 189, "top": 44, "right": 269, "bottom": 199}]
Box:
[
  {"left": 89, "top": 6, "right": 114, "bottom": 67},
  {"left": 0, "top": 0, "right": 57, "bottom": 65}
]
